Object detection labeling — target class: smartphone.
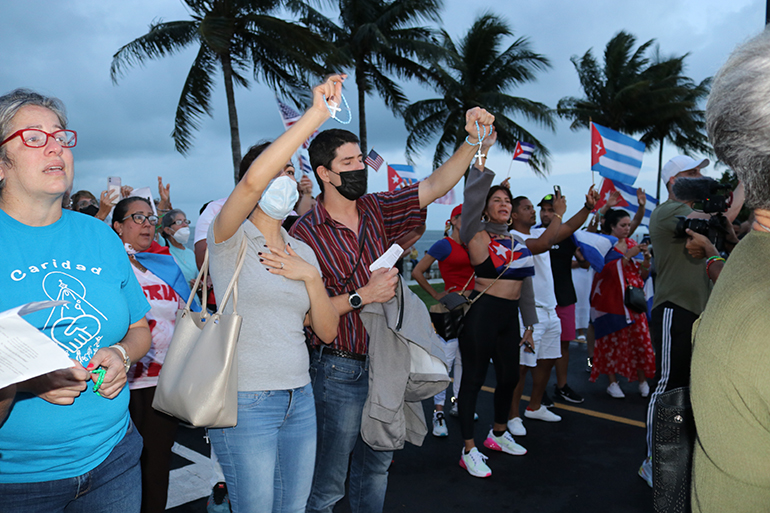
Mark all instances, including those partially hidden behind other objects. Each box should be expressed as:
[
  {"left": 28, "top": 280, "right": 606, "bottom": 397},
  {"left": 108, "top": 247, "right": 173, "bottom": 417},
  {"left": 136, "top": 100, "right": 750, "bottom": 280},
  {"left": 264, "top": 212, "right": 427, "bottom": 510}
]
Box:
[
  {"left": 107, "top": 176, "right": 121, "bottom": 206},
  {"left": 641, "top": 235, "right": 651, "bottom": 245},
  {"left": 553, "top": 185, "right": 562, "bottom": 197}
]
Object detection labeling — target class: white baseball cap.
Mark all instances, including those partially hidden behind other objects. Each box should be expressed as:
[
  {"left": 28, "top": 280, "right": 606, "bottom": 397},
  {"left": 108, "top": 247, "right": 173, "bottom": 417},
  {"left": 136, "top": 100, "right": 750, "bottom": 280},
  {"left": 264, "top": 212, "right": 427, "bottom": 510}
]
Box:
[{"left": 661, "top": 155, "right": 710, "bottom": 184}]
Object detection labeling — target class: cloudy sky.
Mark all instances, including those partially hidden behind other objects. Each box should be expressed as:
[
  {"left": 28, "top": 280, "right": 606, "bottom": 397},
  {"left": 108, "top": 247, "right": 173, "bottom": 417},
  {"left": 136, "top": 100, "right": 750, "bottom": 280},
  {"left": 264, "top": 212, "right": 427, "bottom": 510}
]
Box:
[{"left": 0, "top": 0, "right": 763, "bottom": 230}]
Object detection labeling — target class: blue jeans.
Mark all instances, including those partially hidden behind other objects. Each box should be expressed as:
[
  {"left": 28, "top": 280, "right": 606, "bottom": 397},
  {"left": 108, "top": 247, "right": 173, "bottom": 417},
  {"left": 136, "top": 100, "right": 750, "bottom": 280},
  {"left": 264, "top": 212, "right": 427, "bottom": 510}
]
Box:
[
  {"left": 0, "top": 420, "right": 142, "bottom": 512},
  {"left": 307, "top": 348, "right": 393, "bottom": 513},
  {"left": 209, "top": 383, "right": 316, "bottom": 513}
]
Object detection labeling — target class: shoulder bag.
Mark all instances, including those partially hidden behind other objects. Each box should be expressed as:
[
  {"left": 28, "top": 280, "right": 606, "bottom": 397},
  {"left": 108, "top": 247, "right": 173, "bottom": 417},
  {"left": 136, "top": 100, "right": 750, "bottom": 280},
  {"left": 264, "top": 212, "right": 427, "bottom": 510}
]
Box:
[
  {"left": 652, "top": 386, "right": 695, "bottom": 513},
  {"left": 153, "top": 238, "right": 248, "bottom": 428}
]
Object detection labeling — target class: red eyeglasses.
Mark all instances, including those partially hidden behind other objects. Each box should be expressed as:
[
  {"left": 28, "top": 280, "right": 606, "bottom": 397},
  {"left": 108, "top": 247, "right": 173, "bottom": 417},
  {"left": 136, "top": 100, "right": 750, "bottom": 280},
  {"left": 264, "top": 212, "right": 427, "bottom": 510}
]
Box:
[{"left": 0, "top": 129, "right": 77, "bottom": 148}]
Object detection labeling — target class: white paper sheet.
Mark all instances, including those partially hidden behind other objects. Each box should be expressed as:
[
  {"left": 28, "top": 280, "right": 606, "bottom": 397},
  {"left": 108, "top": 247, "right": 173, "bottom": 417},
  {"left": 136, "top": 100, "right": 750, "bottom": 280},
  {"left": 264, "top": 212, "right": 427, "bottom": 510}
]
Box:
[{"left": 0, "top": 301, "right": 75, "bottom": 389}]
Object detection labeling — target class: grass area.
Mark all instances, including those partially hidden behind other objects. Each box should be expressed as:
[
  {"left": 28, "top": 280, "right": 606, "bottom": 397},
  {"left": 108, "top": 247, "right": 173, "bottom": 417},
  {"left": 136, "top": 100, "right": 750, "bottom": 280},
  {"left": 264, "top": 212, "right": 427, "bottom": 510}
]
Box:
[{"left": 408, "top": 283, "right": 444, "bottom": 308}]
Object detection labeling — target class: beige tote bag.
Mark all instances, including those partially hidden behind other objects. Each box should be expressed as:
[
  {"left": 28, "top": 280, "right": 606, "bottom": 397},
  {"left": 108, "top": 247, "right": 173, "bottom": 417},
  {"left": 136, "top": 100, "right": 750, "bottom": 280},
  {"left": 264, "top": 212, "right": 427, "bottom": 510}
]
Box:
[{"left": 152, "top": 238, "right": 247, "bottom": 428}]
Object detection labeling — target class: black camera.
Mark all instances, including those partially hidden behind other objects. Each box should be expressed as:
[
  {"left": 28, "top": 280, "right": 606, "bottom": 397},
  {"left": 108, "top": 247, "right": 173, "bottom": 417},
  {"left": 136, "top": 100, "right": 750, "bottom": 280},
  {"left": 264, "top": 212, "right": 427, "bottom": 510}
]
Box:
[{"left": 672, "top": 177, "right": 732, "bottom": 254}]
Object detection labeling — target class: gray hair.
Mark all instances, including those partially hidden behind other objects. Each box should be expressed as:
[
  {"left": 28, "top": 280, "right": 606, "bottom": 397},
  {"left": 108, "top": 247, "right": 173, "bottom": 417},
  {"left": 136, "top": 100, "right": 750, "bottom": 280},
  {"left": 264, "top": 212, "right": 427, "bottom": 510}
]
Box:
[
  {"left": 160, "top": 208, "right": 185, "bottom": 243},
  {"left": 0, "top": 89, "right": 67, "bottom": 166},
  {"left": 706, "top": 29, "right": 770, "bottom": 210}
]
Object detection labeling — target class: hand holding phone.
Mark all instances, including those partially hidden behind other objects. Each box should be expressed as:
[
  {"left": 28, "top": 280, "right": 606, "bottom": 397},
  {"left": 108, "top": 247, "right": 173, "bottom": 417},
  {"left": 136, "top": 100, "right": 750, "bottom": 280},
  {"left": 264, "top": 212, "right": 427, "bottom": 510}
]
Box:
[{"left": 107, "top": 177, "right": 121, "bottom": 206}]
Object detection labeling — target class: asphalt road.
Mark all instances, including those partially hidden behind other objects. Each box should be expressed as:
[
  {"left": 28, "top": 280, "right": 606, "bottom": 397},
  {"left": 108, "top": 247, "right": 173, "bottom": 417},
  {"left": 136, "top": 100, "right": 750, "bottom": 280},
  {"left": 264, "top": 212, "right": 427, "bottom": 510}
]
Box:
[{"left": 168, "top": 341, "right": 655, "bottom": 512}]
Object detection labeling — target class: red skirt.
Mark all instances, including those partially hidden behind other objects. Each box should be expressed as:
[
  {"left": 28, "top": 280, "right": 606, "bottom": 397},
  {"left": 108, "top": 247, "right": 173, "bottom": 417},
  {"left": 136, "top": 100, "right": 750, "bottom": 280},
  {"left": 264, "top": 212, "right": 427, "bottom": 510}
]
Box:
[{"left": 590, "top": 310, "right": 656, "bottom": 382}]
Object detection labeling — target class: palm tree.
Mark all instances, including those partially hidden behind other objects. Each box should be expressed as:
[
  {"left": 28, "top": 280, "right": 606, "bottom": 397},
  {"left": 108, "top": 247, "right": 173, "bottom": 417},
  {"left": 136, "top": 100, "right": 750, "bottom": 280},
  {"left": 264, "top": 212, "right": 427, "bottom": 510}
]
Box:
[
  {"left": 111, "top": 0, "right": 330, "bottom": 183},
  {"left": 296, "top": 0, "right": 445, "bottom": 153},
  {"left": 557, "top": 31, "right": 711, "bottom": 199},
  {"left": 403, "top": 13, "right": 555, "bottom": 174}
]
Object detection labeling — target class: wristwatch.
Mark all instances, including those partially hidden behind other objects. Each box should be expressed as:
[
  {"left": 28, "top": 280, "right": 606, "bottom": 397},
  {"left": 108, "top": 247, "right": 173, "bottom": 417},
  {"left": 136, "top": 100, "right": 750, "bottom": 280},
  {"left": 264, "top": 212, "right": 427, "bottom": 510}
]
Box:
[
  {"left": 524, "top": 325, "right": 535, "bottom": 332},
  {"left": 112, "top": 343, "right": 131, "bottom": 374},
  {"left": 348, "top": 291, "right": 363, "bottom": 309}
]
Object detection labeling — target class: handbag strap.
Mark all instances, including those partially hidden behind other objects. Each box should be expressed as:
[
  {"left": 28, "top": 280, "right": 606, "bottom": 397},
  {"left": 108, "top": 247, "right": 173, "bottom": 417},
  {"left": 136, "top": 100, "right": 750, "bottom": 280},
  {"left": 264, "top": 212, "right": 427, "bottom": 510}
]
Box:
[
  {"left": 215, "top": 237, "right": 249, "bottom": 316},
  {"left": 457, "top": 272, "right": 475, "bottom": 295},
  {"left": 185, "top": 246, "right": 210, "bottom": 320}
]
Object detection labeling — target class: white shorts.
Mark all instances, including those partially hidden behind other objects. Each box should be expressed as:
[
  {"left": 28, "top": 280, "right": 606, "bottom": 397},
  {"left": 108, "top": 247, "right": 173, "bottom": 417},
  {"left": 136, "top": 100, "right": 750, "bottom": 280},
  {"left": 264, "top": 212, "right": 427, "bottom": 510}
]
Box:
[{"left": 520, "top": 307, "right": 562, "bottom": 367}]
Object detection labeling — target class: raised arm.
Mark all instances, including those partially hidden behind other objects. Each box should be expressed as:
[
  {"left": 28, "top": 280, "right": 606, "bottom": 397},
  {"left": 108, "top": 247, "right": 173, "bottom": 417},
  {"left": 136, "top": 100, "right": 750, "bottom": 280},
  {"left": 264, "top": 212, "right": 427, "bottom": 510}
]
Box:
[
  {"left": 212, "top": 76, "right": 342, "bottom": 243},
  {"left": 556, "top": 185, "right": 600, "bottom": 242},
  {"left": 524, "top": 192, "right": 567, "bottom": 255},
  {"left": 459, "top": 166, "right": 495, "bottom": 245},
  {"left": 418, "top": 108, "right": 495, "bottom": 209},
  {"left": 628, "top": 187, "right": 646, "bottom": 236}
]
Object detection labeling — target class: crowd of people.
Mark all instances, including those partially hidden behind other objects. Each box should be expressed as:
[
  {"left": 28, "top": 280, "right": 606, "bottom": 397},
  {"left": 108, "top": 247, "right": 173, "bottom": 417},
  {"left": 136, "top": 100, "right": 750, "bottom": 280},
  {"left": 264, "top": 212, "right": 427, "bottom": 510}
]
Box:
[{"left": 2, "top": 28, "right": 770, "bottom": 513}]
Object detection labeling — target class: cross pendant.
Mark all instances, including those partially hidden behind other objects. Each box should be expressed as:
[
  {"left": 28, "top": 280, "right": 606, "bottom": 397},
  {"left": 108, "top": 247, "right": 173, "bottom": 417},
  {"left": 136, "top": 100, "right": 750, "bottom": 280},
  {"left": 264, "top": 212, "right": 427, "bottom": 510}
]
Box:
[
  {"left": 475, "top": 148, "right": 485, "bottom": 166},
  {"left": 328, "top": 100, "right": 341, "bottom": 119}
]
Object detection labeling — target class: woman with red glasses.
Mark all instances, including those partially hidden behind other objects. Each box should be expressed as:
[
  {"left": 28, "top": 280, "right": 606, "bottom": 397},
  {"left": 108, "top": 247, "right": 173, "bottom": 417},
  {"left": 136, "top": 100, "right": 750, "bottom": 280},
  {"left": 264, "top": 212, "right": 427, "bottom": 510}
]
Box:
[{"left": 0, "top": 88, "right": 152, "bottom": 512}]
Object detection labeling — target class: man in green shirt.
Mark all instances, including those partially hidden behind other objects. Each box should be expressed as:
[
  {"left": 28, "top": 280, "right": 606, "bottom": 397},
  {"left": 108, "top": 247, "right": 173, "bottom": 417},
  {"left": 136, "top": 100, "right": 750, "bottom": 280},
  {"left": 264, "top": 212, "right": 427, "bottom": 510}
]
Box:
[{"left": 639, "top": 155, "right": 744, "bottom": 487}]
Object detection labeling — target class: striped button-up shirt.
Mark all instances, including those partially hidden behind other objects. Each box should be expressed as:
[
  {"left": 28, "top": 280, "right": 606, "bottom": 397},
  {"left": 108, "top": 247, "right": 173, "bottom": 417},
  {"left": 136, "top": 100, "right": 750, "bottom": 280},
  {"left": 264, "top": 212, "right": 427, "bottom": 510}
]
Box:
[{"left": 289, "top": 184, "right": 426, "bottom": 354}]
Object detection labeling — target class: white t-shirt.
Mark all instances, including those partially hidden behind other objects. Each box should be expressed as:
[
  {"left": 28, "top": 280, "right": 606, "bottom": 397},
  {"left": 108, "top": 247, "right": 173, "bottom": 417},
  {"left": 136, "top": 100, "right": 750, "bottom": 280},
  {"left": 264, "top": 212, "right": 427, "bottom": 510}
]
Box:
[
  {"left": 510, "top": 227, "right": 558, "bottom": 310},
  {"left": 194, "top": 198, "right": 227, "bottom": 245}
]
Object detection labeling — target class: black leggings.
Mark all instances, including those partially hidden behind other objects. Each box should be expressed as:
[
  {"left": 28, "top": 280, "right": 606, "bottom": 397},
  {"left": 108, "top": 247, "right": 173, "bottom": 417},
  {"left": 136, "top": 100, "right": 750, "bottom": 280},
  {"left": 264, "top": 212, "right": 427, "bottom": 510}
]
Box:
[{"left": 457, "top": 292, "right": 521, "bottom": 440}]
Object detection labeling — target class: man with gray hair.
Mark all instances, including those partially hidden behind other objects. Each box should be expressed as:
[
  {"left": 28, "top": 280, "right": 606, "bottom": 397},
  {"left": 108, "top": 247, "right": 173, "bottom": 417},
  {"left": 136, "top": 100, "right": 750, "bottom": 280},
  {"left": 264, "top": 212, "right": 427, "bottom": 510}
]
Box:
[{"left": 690, "top": 28, "right": 770, "bottom": 511}]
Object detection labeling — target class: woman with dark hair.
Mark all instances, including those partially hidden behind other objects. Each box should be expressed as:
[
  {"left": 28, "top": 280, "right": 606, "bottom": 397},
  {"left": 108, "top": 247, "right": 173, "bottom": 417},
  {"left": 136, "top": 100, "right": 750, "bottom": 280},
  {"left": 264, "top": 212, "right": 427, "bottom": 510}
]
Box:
[
  {"left": 455, "top": 130, "right": 538, "bottom": 478},
  {"left": 412, "top": 204, "right": 474, "bottom": 437},
  {"left": 0, "top": 88, "right": 151, "bottom": 511},
  {"left": 113, "top": 196, "right": 198, "bottom": 513},
  {"left": 206, "top": 77, "right": 340, "bottom": 512},
  {"left": 589, "top": 209, "right": 655, "bottom": 399}
]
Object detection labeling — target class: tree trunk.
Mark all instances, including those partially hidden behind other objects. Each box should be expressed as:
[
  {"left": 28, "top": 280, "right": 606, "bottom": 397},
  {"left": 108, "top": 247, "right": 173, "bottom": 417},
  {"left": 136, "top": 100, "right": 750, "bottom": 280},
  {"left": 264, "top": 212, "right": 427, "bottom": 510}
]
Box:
[
  {"left": 221, "top": 53, "right": 242, "bottom": 185},
  {"left": 656, "top": 136, "right": 664, "bottom": 201},
  {"left": 356, "top": 65, "right": 367, "bottom": 154}
]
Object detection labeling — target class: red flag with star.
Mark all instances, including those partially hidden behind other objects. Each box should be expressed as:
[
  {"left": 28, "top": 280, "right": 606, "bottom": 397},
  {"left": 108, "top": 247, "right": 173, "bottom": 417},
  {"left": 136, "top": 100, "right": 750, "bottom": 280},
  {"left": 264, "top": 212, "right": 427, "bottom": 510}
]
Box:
[
  {"left": 592, "top": 178, "right": 630, "bottom": 213},
  {"left": 387, "top": 165, "right": 404, "bottom": 191},
  {"left": 488, "top": 239, "right": 518, "bottom": 268},
  {"left": 591, "top": 122, "right": 607, "bottom": 167}
]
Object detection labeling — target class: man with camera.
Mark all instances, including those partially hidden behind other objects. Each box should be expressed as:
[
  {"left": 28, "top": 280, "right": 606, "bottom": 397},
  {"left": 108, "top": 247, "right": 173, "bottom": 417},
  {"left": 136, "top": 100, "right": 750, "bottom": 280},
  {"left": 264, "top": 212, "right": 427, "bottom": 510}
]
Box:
[{"left": 639, "top": 155, "right": 744, "bottom": 486}]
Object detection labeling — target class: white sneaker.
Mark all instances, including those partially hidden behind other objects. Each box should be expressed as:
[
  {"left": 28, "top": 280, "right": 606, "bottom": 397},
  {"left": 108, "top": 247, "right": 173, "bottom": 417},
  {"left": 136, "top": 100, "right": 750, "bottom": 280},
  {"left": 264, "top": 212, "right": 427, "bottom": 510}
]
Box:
[
  {"left": 483, "top": 429, "right": 527, "bottom": 456},
  {"left": 607, "top": 382, "right": 625, "bottom": 399},
  {"left": 639, "top": 381, "right": 650, "bottom": 398},
  {"left": 432, "top": 411, "right": 448, "bottom": 437},
  {"left": 524, "top": 405, "right": 562, "bottom": 422},
  {"left": 459, "top": 447, "right": 492, "bottom": 478},
  {"left": 449, "top": 402, "right": 459, "bottom": 417},
  {"left": 507, "top": 417, "right": 527, "bottom": 436}
]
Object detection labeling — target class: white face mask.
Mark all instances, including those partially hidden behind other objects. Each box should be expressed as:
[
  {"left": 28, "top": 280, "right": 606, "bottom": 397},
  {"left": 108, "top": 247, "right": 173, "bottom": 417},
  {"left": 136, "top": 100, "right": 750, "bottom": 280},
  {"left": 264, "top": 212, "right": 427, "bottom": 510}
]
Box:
[
  {"left": 259, "top": 175, "right": 299, "bottom": 220},
  {"left": 172, "top": 226, "right": 191, "bottom": 245}
]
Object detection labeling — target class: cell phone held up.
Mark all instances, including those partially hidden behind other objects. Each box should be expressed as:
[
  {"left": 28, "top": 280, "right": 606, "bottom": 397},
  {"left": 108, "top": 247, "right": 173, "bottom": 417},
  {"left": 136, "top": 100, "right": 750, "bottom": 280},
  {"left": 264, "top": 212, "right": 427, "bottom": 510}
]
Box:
[
  {"left": 553, "top": 185, "right": 562, "bottom": 197},
  {"left": 108, "top": 176, "right": 121, "bottom": 206}
]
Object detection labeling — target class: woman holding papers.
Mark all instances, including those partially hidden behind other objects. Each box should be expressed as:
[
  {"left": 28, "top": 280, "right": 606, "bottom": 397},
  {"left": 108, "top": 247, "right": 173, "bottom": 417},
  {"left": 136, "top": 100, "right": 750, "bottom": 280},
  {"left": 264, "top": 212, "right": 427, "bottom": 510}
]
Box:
[
  {"left": 0, "top": 89, "right": 151, "bottom": 511},
  {"left": 589, "top": 209, "right": 655, "bottom": 399},
  {"left": 206, "top": 77, "right": 339, "bottom": 512}
]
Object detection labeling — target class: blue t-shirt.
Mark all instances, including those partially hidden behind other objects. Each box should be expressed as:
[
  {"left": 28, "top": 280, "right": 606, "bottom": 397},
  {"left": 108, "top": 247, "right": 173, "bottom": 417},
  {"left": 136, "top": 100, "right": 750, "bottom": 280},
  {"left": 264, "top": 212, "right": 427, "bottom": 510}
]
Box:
[
  {"left": 0, "top": 209, "right": 150, "bottom": 483},
  {"left": 427, "top": 238, "right": 452, "bottom": 261}
]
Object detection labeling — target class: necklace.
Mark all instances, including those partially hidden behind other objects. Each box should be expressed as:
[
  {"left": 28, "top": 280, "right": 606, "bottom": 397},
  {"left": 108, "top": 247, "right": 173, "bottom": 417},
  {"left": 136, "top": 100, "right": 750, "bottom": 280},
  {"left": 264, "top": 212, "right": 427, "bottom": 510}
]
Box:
[
  {"left": 129, "top": 254, "right": 147, "bottom": 273},
  {"left": 465, "top": 120, "right": 489, "bottom": 167},
  {"left": 324, "top": 93, "right": 352, "bottom": 125}
]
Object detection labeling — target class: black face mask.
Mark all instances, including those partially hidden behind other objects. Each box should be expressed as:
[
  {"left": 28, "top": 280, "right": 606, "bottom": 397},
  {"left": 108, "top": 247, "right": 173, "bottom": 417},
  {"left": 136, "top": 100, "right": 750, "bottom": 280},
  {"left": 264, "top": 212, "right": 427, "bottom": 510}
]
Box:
[
  {"left": 78, "top": 205, "right": 99, "bottom": 217},
  {"left": 331, "top": 168, "right": 367, "bottom": 201}
]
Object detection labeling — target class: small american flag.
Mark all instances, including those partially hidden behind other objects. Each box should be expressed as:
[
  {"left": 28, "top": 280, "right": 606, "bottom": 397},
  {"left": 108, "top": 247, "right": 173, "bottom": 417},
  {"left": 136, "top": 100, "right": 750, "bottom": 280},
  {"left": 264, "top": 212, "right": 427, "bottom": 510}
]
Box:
[
  {"left": 276, "top": 97, "right": 317, "bottom": 149},
  {"left": 364, "top": 149, "right": 384, "bottom": 171}
]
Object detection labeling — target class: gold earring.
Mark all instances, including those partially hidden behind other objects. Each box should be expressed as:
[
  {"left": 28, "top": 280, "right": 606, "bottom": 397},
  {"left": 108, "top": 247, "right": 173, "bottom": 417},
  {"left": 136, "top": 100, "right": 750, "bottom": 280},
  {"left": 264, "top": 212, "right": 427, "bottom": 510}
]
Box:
[{"left": 481, "top": 214, "right": 490, "bottom": 223}]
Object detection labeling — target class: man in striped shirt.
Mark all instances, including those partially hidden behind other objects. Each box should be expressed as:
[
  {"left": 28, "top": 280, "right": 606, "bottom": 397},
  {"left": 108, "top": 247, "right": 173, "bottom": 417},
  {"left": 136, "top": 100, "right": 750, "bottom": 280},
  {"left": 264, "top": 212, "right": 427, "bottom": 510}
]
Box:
[{"left": 290, "top": 108, "right": 494, "bottom": 513}]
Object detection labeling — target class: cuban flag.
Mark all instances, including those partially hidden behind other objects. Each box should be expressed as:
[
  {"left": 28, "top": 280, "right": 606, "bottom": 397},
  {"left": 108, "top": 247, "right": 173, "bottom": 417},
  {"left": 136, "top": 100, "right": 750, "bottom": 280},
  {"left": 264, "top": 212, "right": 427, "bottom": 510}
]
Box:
[
  {"left": 134, "top": 242, "right": 200, "bottom": 312},
  {"left": 572, "top": 231, "right": 617, "bottom": 273},
  {"left": 590, "top": 259, "right": 633, "bottom": 339},
  {"left": 593, "top": 178, "right": 658, "bottom": 227},
  {"left": 488, "top": 238, "right": 535, "bottom": 277},
  {"left": 512, "top": 141, "right": 535, "bottom": 163},
  {"left": 275, "top": 97, "right": 317, "bottom": 149},
  {"left": 591, "top": 122, "right": 645, "bottom": 185},
  {"left": 364, "top": 149, "right": 384, "bottom": 171},
  {"left": 387, "top": 164, "right": 419, "bottom": 191}
]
